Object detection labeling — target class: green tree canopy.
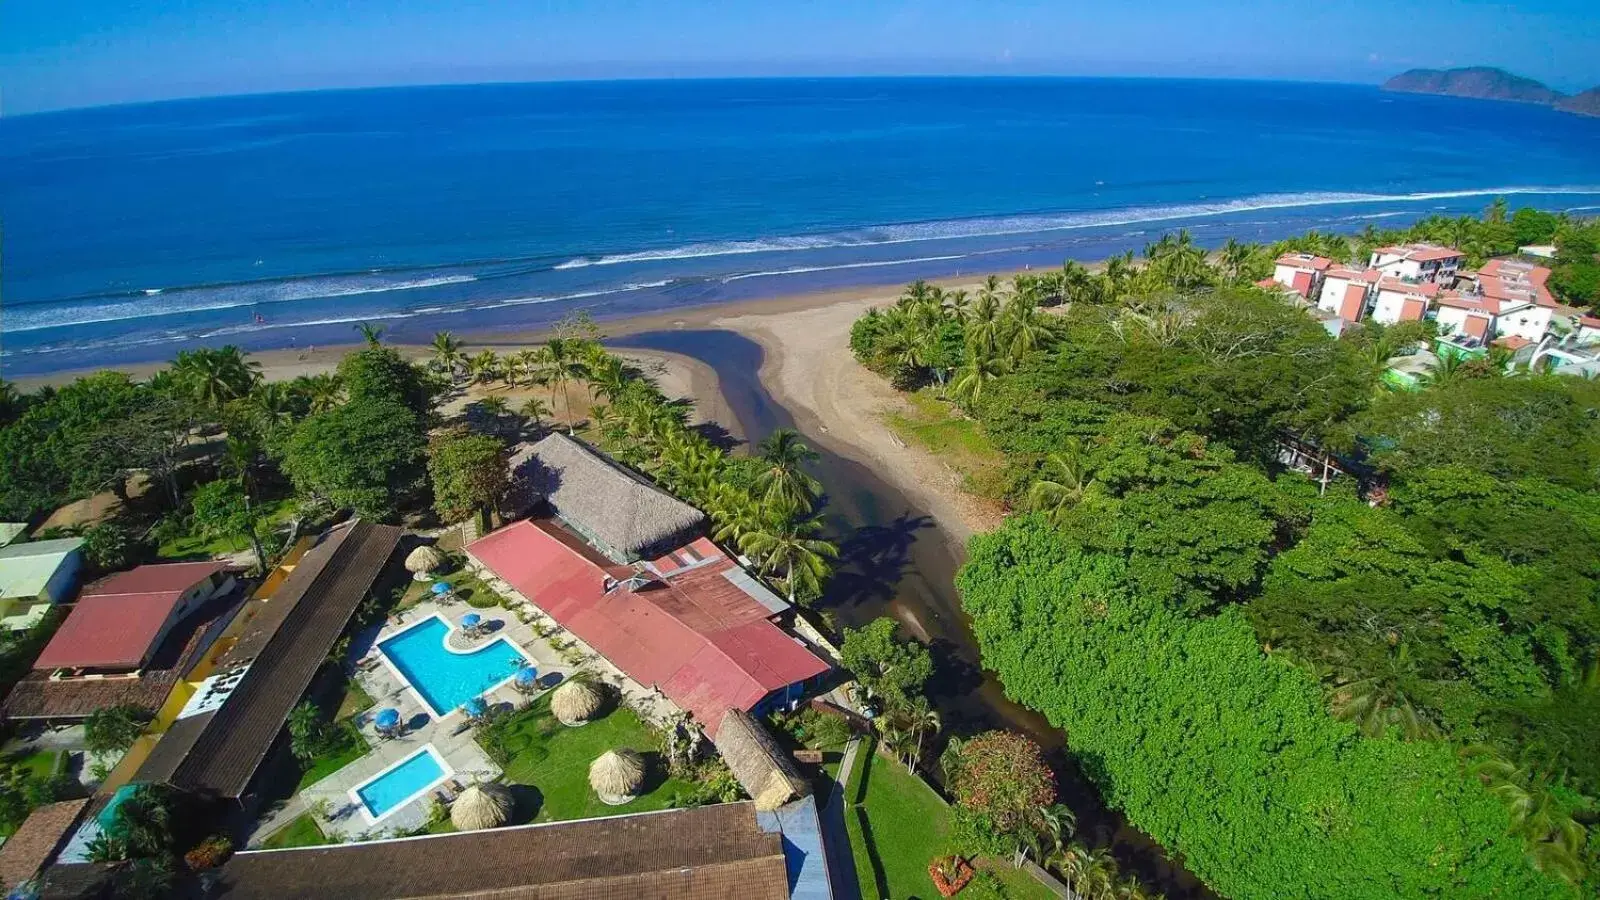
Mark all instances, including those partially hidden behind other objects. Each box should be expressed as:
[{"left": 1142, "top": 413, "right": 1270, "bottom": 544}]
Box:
[
  {"left": 336, "top": 345, "right": 436, "bottom": 417},
  {"left": 840, "top": 617, "right": 933, "bottom": 710},
  {"left": 277, "top": 396, "right": 426, "bottom": 521},
  {"left": 958, "top": 516, "right": 1568, "bottom": 899},
  {"left": 426, "top": 427, "right": 509, "bottom": 522}
]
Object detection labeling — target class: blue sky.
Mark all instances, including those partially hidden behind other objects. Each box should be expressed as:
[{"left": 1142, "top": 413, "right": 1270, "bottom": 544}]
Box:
[{"left": 3, "top": 0, "right": 1598, "bottom": 114}]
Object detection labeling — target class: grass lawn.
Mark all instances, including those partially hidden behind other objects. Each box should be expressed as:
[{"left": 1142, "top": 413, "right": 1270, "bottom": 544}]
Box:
[
  {"left": 485, "top": 693, "right": 693, "bottom": 823},
  {"left": 397, "top": 563, "right": 498, "bottom": 611},
  {"left": 844, "top": 739, "right": 1054, "bottom": 900},
  {"left": 7, "top": 749, "right": 60, "bottom": 781},
  {"left": 297, "top": 722, "right": 369, "bottom": 790},
  {"left": 336, "top": 680, "right": 376, "bottom": 721},
  {"left": 884, "top": 388, "right": 1007, "bottom": 498},
  {"left": 260, "top": 813, "right": 327, "bottom": 850},
  {"left": 158, "top": 497, "right": 298, "bottom": 561}
]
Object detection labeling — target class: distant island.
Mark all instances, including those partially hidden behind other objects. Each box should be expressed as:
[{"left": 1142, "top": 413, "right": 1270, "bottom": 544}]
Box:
[{"left": 1382, "top": 66, "right": 1600, "bottom": 117}]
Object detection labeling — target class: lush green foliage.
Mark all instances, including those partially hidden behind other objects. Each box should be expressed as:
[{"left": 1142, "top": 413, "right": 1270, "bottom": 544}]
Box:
[
  {"left": 944, "top": 731, "right": 1057, "bottom": 854},
  {"left": 959, "top": 518, "right": 1566, "bottom": 899},
  {"left": 278, "top": 396, "right": 426, "bottom": 520},
  {"left": 84, "top": 705, "right": 151, "bottom": 756},
  {"left": 426, "top": 426, "right": 510, "bottom": 522},
  {"left": 840, "top": 618, "right": 934, "bottom": 710}
]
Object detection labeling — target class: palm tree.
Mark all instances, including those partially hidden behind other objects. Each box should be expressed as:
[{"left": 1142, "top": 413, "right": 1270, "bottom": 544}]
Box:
[
  {"left": 355, "top": 322, "right": 385, "bottom": 346},
  {"left": 1052, "top": 843, "right": 1118, "bottom": 900},
  {"left": 1461, "top": 746, "right": 1588, "bottom": 886},
  {"left": 248, "top": 381, "right": 298, "bottom": 431},
  {"left": 113, "top": 785, "right": 174, "bottom": 859},
  {"left": 966, "top": 288, "right": 1005, "bottom": 360},
  {"left": 540, "top": 338, "right": 588, "bottom": 432},
  {"left": 519, "top": 396, "right": 552, "bottom": 431},
  {"left": 902, "top": 696, "right": 941, "bottom": 773},
  {"left": 467, "top": 350, "right": 501, "bottom": 385},
  {"left": 754, "top": 429, "right": 823, "bottom": 512},
  {"left": 295, "top": 373, "right": 344, "bottom": 413},
  {"left": 1028, "top": 442, "right": 1095, "bottom": 522},
  {"left": 585, "top": 354, "right": 630, "bottom": 402},
  {"left": 1219, "top": 237, "right": 1254, "bottom": 283},
  {"left": 1328, "top": 644, "right": 1436, "bottom": 740},
  {"left": 1035, "top": 803, "right": 1077, "bottom": 862},
  {"left": 737, "top": 512, "right": 838, "bottom": 604},
  {"left": 1002, "top": 299, "right": 1053, "bottom": 363},
  {"left": 430, "top": 331, "right": 464, "bottom": 377},
  {"left": 171, "top": 345, "right": 260, "bottom": 409},
  {"left": 1103, "top": 252, "right": 1135, "bottom": 302},
  {"left": 949, "top": 352, "right": 1007, "bottom": 406}
]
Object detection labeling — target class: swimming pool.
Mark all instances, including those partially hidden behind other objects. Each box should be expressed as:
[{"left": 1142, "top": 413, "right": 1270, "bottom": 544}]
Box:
[
  {"left": 378, "top": 614, "right": 530, "bottom": 717},
  {"left": 353, "top": 745, "right": 450, "bottom": 822}
]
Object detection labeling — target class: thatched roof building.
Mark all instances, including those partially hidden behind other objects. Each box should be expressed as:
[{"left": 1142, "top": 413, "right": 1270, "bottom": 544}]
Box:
[
  {"left": 589, "top": 749, "right": 646, "bottom": 805},
  {"left": 404, "top": 545, "right": 443, "bottom": 578},
  {"left": 450, "top": 782, "right": 514, "bottom": 831},
  {"left": 712, "top": 708, "right": 811, "bottom": 812},
  {"left": 551, "top": 679, "right": 603, "bottom": 726},
  {"left": 506, "top": 433, "right": 706, "bottom": 563}
]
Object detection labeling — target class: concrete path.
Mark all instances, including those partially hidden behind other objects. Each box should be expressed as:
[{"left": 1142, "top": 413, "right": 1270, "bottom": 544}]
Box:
[
  {"left": 247, "top": 795, "right": 307, "bottom": 848},
  {"left": 820, "top": 737, "right": 865, "bottom": 900}
]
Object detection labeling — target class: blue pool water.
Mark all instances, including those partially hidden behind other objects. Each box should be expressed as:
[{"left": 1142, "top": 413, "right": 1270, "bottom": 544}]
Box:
[
  {"left": 356, "top": 746, "right": 447, "bottom": 819},
  {"left": 379, "top": 616, "right": 530, "bottom": 716}
]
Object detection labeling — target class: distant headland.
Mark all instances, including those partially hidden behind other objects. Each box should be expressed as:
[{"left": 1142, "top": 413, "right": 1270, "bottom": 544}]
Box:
[{"left": 1382, "top": 66, "right": 1600, "bottom": 117}]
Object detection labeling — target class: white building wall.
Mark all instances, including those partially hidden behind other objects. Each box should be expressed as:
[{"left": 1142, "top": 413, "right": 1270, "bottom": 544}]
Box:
[
  {"left": 1317, "top": 278, "right": 1355, "bottom": 315},
  {"left": 1435, "top": 307, "right": 1474, "bottom": 337},
  {"left": 1493, "top": 305, "right": 1553, "bottom": 343},
  {"left": 1370, "top": 290, "right": 1413, "bottom": 325}
]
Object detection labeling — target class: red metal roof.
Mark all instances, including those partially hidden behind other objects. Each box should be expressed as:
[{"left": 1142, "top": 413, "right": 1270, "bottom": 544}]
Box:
[
  {"left": 83, "top": 561, "right": 223, "bottom": 597},
  {"left": 468, "top": 520, "right": 829, "bottom": 736},
  {"left": 34, "top": 562, "right": 223, "bottom": 671}
]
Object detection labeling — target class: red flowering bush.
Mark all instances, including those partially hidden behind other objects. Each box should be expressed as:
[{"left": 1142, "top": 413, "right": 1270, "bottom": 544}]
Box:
[{"left": 945, "top": 731, "right": 1056, "bottom": 839}]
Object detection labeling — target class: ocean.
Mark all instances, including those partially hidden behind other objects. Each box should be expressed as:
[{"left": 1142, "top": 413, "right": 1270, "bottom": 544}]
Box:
[{"left": 4, "top": 76, "right": 1600, "bottom": 376}]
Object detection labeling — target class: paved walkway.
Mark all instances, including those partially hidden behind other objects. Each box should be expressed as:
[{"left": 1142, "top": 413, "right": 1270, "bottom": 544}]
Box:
[
  {"left": 820, "top": 738, "right": 865, "bottom": 900},
  {"left": 247, "top": 795, "right": 306, "bottom": 847}
]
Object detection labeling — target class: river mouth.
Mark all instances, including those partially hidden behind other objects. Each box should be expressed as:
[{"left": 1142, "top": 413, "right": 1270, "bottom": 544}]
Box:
[{"left": 611, "top": 328, "right": 1209, "bottom": 898}]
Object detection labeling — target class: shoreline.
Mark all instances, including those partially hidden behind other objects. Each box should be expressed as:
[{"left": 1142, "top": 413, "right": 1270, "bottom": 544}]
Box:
[{"left": 6, "top": 268, "right": 1018, "bottom": 391}]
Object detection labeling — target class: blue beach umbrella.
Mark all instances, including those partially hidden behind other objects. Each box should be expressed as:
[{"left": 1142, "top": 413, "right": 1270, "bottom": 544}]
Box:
[
  {"left": 375, "top": 708, "right": 400, "bottom": 730},
  {"left": 514, "top": 666, "right": 538, "bottom": 687},
  {"left": 431, "top": 581, "right": 451, "bottom": 596},
  {"left": 461, "top": 613, "right": 482, "bottom": 629},
  {"left": 463, "top": 697, "right": 488, "bottom": 718}
]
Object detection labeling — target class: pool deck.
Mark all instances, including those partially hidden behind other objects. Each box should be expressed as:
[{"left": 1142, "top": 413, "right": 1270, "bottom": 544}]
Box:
[{"left": 278, "top": 599, "right": 574, "bottom": 842}]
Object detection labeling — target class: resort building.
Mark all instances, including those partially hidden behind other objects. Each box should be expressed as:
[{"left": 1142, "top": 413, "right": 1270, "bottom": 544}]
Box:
[
  {"left": 38, "top": 800, "right": 826, "bottom": 900},
  {"left": 0, "top": 538, "right": 83, "bottom": 631},
  {"left": 0, "top": 800, "right": 90, "bottom": 895},
  {"left": 1270, "top": 252, "right": 1332, "bottom": 299},
  {"left": 506, "top": 432, "right": 706, "bottom": 564},
  {"left": 1368, "top": 243, "right": 1464, "bottom": 283},
  {"left": 1369, "top": 278, "right": 1438, "bottom": 325},
  {"left": 467, "top": 518, "right": 831, "bottom": 737},
  {"left": 1433, "top": 293, "right": 1498, "bottom": 345},
  {"left": 1576, "top": 315, "right": 1600, "bottom": 346},
  {"left": 124, "top": 520, "right": 403, "bottom": 805},
  {"left": 3, "top": 562, "right": 242, "bottom": 722},
  {"left": 1315, "top": 267, "right": 1379, "bottom": 322}
]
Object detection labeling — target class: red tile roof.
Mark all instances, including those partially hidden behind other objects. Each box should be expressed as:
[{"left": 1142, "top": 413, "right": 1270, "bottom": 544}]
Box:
[
  {"left": 1374, "top": 244, "right": 1463, "bottom": 263},
  {"left": 1325, "top": 266, "right": 1380, "bottom": 283},
  {"left": 1436, "top": 292, "right": 1499, "bottom": 314},
  {"left": 1274, "top": 253, "right": 1331, "bottom": 271},
  {"left": 1580, "top": 315, "right": 1600, "bottom": 329},
  {"left": 1377, "top": 278, "right": 1441, "bottom": 298},
  {"left": 1479, "top": 258, "right": 1554, "bottom": 307},
  {"left": 33, "top": 562, "right": 224, "bottom": 671},
  {"left": 81, "top": 561, "right": 222, "bottom": 597},
  {"left": 1495, "top": 335, "right": 1533, "bottom": 350},
  {"left": 468, "top": 520, "right": 829, "bottom": 736}
]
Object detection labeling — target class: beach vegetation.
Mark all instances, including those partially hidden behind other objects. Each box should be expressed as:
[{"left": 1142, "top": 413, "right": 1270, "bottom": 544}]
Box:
[
  {"left": 277, "top": 396, "right": 426, "bottom": 521},
  {"left": 426, "top": 426, "right": 510, "bottom": 523},
  {"left": 849, "top": 204, "right": 1600, "bottom": 897}
]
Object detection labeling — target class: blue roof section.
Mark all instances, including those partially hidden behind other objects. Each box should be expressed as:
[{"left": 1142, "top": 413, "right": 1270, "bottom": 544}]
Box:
[{"left": 756, "top": 794, "right": 834, "bottom": 900}]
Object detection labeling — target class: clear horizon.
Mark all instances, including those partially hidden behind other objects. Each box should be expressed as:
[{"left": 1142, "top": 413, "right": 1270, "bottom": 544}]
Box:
[{"left": 3, "top": 0, "right": 1597, "bottom": 116}]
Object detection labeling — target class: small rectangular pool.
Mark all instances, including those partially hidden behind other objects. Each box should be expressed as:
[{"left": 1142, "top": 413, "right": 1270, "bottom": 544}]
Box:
[
  {"left": 354, "top": 745, "right": 450, "bottom": 822},
  {"left": 378, "top": 614, "right": 531, "bottom": 717}
]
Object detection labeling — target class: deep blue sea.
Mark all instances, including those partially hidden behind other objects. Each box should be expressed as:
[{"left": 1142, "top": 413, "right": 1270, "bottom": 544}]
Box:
[{"left": 5, "top": 77, "right": 1600, "bottom": 375}]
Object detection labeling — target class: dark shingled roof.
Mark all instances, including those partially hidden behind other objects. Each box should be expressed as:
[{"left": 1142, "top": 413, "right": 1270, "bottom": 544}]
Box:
[
  {"left": 208, "top": 801, "right": 789, "bottom": 900},
  {"left": 0, "top": 800, "right": 88, "bottom": 892},
  {"left": 132, "top": 521, "right": 402, "bottom": 798}
]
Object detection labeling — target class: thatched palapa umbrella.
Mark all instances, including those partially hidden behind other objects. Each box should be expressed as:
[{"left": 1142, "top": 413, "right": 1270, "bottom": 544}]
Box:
[
  {"left": 405, "top": 546, "right": 444, "bottom": 582},
  {"left": 551, "top": 679, "right": 603, "bottom": 726},
  {"left": 451, "top": 782, "right": 514, "bottom": 831},
  {"left": 588, "top": 749, "right": 645, "bottom": 805}
]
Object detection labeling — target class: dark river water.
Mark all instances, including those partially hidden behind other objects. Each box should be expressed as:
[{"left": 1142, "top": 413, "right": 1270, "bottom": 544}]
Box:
[{"left": 611, "top": 329, "right": 1207, "bottom": 898}]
